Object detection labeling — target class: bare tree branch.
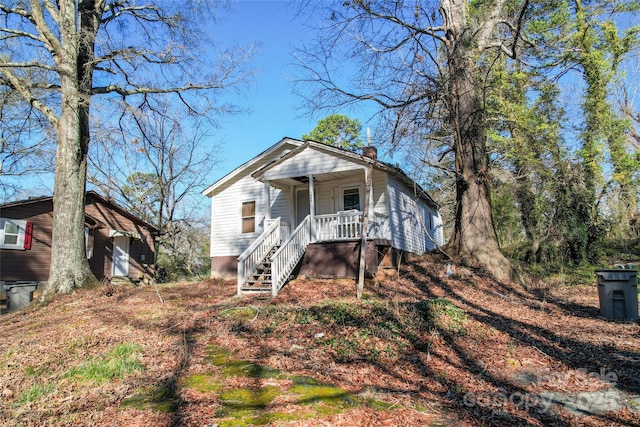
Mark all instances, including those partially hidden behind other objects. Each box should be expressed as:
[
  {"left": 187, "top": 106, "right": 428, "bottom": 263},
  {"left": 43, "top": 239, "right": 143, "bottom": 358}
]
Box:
[
  {"left": 0, "top": 58, "right": 59, "bottom": 124},
  {"left": 0, "top": 0, "right": 254, "bottom": 293}
]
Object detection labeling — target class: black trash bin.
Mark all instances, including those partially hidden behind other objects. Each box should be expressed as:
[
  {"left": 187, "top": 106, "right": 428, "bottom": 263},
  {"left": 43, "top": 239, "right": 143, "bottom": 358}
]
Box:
[
  {"left": 595, "top": 270, "right": 638, "bottom": 321},
  {"left": 4, "top": 282, "right": 38, "bottom": 311}
]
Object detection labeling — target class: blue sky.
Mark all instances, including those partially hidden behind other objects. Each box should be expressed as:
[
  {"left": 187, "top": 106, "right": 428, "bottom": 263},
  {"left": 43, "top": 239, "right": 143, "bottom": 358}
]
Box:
[
  {"left": 4, "top": 1, "right": 372, "bottom": 200},
  {"left": 206, "top": 0, "right": 359, "bottom": 183}
]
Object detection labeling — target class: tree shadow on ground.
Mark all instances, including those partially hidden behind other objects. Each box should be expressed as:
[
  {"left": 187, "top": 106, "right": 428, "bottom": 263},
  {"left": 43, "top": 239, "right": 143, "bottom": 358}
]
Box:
[
  {"left": 394, "top": 260, "right": 639, "bottom": 426},
  {"left": 87, "top": 270, "right": 638, "bottom": 426}
]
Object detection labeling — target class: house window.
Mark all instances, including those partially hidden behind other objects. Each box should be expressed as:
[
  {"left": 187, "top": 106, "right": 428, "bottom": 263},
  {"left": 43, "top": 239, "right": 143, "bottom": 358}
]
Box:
[
  {"left": 85, "top": 227, "right": 94, "bottom": 259},
  {"left": 242, "top": 201, "right": 256, "bottom": 233},
  {"left": 0, "top": 218, "right": 27, "bottom": 250},
  {"left": 343, "top": 188, "right": 361, "bottom": 211}
]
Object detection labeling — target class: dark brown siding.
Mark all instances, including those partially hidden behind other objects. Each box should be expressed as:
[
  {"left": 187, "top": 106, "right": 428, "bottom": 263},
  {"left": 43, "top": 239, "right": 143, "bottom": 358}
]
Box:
[
  {"left": 0, "top": 200, "right": 54, "bottom": 282},
  {"left": 1, "top": 194, "right": 156, "bottom": 283},
  {"left": 84, "top": 194, "right": 155, "bottom": 281},
  {"left": 296, "top": 240, "right": 388, "bottom": 279}
]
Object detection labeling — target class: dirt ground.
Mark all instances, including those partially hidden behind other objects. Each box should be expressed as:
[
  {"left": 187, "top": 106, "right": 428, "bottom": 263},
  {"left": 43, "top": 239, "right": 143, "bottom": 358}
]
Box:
[{"left": 0, "top": 255, "right": 639, "bottom": 426}]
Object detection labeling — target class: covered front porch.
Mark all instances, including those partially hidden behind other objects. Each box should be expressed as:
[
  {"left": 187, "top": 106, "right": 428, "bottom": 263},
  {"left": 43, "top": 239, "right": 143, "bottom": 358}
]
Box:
[
  {"left": 237, "top": 211, "right": 391, "bottom": 297},
  {"left": 238, "top": 153, "right": 390, "bottom": 296}
]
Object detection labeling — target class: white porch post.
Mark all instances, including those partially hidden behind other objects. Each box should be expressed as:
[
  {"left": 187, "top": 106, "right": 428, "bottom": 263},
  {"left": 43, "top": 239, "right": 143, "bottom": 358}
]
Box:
[
  {"left": 368, "top": 171, "right": 375, "bottom": 223},
  {"left": 358, "top": 164, "right": 372, "bottom": 298},
  {"left": 309, "top": 174, "right": 315, "bottom": 241},
  {"left": 263, "top": 180, "right": 271, "bottom": 221}
]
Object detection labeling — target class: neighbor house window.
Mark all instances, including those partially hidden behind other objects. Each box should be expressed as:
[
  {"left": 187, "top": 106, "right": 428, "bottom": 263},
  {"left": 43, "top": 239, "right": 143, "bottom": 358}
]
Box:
[
  {"left": 85, "top": 227, "right": 94, "bottom": 259},
  {"left": 0, "top": 218, "right": 29, "bottom": 250},
  {"left": 342, "top": 187, "right": 361, "bottom": 211},
  {"left": 242, "top": 201, "right": 256, "bottom": 233}
]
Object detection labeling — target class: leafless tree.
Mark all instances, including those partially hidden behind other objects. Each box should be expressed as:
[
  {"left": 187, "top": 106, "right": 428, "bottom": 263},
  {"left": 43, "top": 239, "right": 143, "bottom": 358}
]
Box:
[
  {"left": 89, "top": 96, "right": 220, "bottom": 276},
  {"left": 295, "top": 0, "right": 531, "bottom": 282},
  {"left": 0, "top": 82, "right": 55, "bottom": 200},
  {"left": 0, "top": 0, "right": 254, "bottom": 297}
]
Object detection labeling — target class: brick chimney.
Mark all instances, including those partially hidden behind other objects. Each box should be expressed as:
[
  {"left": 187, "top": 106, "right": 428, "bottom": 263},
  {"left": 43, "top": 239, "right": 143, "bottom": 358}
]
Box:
[{"left": 362, "top": 146, "right": 377, "bottom": 160}]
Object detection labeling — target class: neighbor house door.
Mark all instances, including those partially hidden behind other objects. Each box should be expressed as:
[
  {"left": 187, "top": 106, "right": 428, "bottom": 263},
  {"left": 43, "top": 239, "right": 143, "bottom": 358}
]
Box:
[
  {"left": 296, "top": 189, "right": 310, "bottom": 226},
  {"left": 112, "top": 236, "right": 130, "bottom": 277}
]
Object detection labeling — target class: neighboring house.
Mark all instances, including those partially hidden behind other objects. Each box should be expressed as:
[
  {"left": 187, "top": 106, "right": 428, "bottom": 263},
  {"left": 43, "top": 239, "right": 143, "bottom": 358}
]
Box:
[
  {"left": 0, "top": 191, "right": 157, "bottom": 287},
  {"left": 202, "top": 137, "right": 444, "bottom": 296}
]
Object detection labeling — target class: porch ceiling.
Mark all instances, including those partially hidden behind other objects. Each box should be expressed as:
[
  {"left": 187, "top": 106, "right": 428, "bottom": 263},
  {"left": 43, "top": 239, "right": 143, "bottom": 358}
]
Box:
[{"left": 266, "top": 169, "right": 363, "bottom": 188}]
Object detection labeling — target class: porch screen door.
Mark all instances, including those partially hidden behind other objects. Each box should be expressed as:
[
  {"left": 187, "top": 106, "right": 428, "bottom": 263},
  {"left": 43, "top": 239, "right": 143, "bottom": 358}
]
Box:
[{"left": 296, "top": 189, "right": 310, "bottom": 226}]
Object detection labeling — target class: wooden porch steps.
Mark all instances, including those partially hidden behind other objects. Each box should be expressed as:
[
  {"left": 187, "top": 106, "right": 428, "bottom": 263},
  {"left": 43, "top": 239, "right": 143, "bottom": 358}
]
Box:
[{"left": 240, "top": 246, "right": 278, "bottom": 295}]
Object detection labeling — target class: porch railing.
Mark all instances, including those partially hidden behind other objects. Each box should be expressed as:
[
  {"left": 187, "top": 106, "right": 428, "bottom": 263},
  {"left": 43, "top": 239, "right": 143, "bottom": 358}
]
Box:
[
  {"left": 265, "top": 218, "right": 291, "bottom": 241},
  {"left": 313, "top": 211, "right": 362, "bottom": 241},
  {"left": 240, "top": 211, "right": 392, "bottom": 297},
  {"left": 237, "top": 217, "right": 288, "bottom": 295}
]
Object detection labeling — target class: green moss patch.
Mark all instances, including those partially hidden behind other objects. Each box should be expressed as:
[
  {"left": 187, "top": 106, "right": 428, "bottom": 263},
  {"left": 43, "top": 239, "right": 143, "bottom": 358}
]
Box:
[
  {"left": 215, "top": 385, "right": 293, "bottom": 426},
  {"left": 182, "top": 373, "right": 223, "bottom": 393},
  {"left": 205, "top": 345, "right": 234, "bottom": 365},
  {"left": 217, "top": 411, "right": 299, "bottom": 427},
  {"left": 205, "top": 345, "right": 282, "bottom": 379},
  {"left": 218, "top": 385, "right": 281, "bottom": 411},
  {"left": 186, "top": 345, "right": 398, "bottom": 425},
  {"left": 289, "top": 375, "right": 355, "bottom": 407}
]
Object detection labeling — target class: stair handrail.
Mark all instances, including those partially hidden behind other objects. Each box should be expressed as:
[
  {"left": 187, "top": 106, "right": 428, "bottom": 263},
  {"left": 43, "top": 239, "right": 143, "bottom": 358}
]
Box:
[
  {"left": 270, "top": 215, "right": 311, "bottom": 297},
  {"left": 237, "top": 217, "right": 282, "bottom": 295}
]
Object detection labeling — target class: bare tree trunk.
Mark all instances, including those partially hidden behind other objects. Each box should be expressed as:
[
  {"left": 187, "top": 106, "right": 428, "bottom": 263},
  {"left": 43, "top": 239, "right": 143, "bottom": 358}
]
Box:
[
  {"left": 2, "top": 0, "right": 252, "bottom": 299},
  {"left": 441, "top": 0, "right": 515, "bottom": 282},
  {"left": 43, "top": 0, "right": 99, "bottom": 297}
]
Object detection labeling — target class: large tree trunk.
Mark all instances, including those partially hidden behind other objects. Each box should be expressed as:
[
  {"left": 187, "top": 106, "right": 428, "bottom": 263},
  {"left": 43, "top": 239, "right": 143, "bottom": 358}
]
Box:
[
  {"left": 42, "top": 0, "right": 100, "bottom": 298},
  {"left": 441, "top": 0, "right": 515, "bottom": 283}
]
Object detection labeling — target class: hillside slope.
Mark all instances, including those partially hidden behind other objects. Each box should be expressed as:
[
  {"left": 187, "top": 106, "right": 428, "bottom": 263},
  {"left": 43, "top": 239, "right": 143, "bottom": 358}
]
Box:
[{"left": 0, "top": 255, "right": 638, "bottom": 426}]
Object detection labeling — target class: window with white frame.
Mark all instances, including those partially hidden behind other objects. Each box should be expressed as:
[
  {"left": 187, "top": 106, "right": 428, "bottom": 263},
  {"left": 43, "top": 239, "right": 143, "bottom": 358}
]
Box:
[
  {"left": 85, "top": 227, "right": 94, "bottom": 259},
  {"left": 0, "top": 218, "right": 27, "bottom": 250},
  {"left": 241, "top": 201, "right": 256, "bottom": 233}
]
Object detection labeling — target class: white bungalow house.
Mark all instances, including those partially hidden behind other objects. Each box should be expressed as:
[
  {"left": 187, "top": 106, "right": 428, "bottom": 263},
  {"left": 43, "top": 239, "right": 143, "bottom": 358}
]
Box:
[{"left": 202, "top": 137, "right": 444, "bottom": 296}]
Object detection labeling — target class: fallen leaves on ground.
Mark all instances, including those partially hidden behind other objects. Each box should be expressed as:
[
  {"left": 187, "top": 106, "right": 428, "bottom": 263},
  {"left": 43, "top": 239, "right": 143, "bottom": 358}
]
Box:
[{"left": 0, "top": 255, "right": 638, "bottom": 426}]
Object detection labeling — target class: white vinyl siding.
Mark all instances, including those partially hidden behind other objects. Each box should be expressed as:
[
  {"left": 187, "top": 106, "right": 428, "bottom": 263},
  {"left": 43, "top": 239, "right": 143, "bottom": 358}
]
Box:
[
  {"left": 210, "top": 174, "right": 264, "bottom": 257},
  {"left": 313, "top": 181, "right": 334, "bottom": 215},
  {"left": 387, "top": 177, "right": 441, "bottom": 254},
  {"left": 208, "top": 143, "right": 303, "bottom": 258},
  {"left": 431, "top": 210, "right": 445, "bottom": 247},
  {"left": 270, "top": 186, "right": 292, "bottom": 225},
  {"left": 207, "top": 140, "right": 444, "bottom": 261},
  {"left": 298, "top": 172, "right": 389, "bottom": 225},
  {"left": 371, "top": 170, "right": 388, "bottom": 216},
  {"left": 0, "top": 218, "right": 26, "bottom": 250}
]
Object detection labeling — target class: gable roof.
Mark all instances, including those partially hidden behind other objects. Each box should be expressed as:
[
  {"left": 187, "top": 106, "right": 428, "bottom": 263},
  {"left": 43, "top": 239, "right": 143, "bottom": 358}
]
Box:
[
  {"left": 254, "top": 140, "right": 440, "bottom": 209},
  {"left": 251, "top": 140, "right": 372, "bottom": 179},
  {"left": 0, "top": 190, "right": 159, "bottom": 233},
  {"left": 202, "top": 137, "right": 439, "bottom": 209},
  {"left": 201, "top": 137, "right": 303, "bottom": 197}
]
